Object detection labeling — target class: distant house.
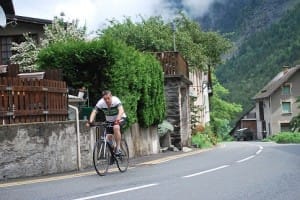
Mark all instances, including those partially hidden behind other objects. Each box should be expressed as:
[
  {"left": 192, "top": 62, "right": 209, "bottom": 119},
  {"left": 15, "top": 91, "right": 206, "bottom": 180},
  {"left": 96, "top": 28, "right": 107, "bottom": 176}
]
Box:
[
  {"left": 253, "top": 65, "right": 300, "bottom": 139},
  {"left": 230, "top": 106, "right": 257, "bottom": 140},
  {"left": 0, "top": 0, "right": 51, "bottom": 65}
]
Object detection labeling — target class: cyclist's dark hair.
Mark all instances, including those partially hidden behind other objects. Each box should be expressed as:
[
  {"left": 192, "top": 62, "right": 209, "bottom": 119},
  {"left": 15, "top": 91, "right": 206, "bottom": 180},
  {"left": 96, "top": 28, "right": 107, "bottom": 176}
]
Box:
[{"left": 102, "top": 90, "right": 111, "bottom": 97}]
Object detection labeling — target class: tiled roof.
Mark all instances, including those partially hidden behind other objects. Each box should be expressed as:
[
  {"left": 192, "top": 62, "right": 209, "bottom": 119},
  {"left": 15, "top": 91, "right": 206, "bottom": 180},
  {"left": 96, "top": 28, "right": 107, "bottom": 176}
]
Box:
[{"left": 253, "top": 65, "right": 300, "bottom": 99}]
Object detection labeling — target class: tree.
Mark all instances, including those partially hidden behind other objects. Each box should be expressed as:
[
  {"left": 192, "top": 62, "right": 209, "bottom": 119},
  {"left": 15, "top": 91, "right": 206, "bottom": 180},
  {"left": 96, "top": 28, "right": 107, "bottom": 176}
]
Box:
[
  {"left": 99, "top": 13, "right": 237, "bottom": 136},
  {"left": 290, "top": 96, "right": 300, "bottom": 132},
  {"left": 10, "top": 16, "right": 86, "bottom": 72},
  {"left": 210, "top": 72, "right": 242, "bottom": 137},
  {"left": 99, "top": 13, "right": 232, "bottom": 70}
]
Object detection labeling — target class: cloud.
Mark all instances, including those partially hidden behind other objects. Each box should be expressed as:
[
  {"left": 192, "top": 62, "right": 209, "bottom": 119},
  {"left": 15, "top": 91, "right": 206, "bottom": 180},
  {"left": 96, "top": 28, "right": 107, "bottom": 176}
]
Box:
[
  {"left": 181, "top": 0, "right": 216, "bottom": 17},
  {"left": 13, "top": 0, "right": 217, "bottom": 33}
]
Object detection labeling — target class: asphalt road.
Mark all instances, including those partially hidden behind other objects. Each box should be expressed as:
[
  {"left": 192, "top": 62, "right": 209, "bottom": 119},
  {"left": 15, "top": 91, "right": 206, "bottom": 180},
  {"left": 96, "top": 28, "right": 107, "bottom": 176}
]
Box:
[{"left": 1, "top": 142, "right": 299, "bottom": 200}]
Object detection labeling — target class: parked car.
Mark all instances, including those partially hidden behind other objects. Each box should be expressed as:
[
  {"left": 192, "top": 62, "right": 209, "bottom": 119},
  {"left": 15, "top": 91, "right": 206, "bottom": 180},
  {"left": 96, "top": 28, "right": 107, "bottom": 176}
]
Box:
[{"left": 234, "top": 128, "right": 253, "bottom": 141}]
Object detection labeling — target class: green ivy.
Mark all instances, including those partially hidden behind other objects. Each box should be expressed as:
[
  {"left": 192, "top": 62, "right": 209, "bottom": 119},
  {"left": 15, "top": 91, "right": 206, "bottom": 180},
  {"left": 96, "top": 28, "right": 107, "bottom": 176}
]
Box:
[{"left": 38, "top": 36, "right": 165, "bottom": 127}]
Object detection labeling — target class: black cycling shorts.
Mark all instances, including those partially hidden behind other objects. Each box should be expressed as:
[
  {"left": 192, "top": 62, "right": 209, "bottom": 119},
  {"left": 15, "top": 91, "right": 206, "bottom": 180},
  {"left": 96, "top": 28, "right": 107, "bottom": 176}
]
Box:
[{"left": 106, "top": 117, "right": 127, "bottom": 134}]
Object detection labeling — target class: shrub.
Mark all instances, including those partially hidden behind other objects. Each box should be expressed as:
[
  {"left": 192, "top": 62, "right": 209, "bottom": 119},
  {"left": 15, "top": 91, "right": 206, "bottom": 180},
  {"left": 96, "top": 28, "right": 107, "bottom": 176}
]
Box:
[
  {"left": 38, "top": 37, "right": 166, "bottom": 128},
  {"left": 157, "top": 120, "right": 174, "bottom": 137},
  {"left": 192, "top": 126, "right": 218, "bottom": 148},
  {"left": 192, "top": 133, "right": 213, "bottom": 149},
  {"left": 264, "top": 132, "right": 300, "bottom": 143}
]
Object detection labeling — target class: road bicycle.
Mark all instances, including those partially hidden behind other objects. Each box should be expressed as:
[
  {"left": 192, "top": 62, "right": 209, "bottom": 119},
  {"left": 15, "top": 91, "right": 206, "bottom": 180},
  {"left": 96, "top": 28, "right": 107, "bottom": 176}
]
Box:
[{"left": 91, "top": 122, "right": 129, "bottom": 176}]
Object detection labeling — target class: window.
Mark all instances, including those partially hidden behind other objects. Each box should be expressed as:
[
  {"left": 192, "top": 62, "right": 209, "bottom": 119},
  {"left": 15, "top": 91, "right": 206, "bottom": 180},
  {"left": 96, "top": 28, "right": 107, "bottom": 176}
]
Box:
[
  {"left": 282, "top": 101, "right": 291, "bottom": 114},
  {"left": 1, "top": 37, "right": 13, "bottom": 64},
  {"left": 280, "top": 123, "right": 290, "bottom": 132},
  {"left": 259, "top": 101, "right": 264, "bottom": 120},
  {"left": 282, "top": 84, "right": 291, "bottom": 95}
]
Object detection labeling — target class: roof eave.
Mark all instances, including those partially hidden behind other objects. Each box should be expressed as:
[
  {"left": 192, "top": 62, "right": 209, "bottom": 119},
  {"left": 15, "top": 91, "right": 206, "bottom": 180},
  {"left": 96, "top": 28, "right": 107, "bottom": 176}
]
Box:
[{"left": 7, "top": 14, "right": 52, "bottom": 25}]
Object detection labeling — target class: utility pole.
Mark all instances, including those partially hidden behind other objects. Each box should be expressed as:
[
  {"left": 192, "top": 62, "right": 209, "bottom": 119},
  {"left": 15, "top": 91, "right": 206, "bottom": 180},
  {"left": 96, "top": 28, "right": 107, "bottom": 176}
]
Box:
[{"left": 172, "top": 22, "right": 176, "bottom": 51}]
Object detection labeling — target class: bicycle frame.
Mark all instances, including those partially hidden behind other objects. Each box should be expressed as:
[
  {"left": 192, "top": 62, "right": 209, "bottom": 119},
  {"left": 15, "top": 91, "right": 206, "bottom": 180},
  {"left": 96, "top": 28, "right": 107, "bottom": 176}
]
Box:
[
  {"left": 95, "top": 123, "right": 115, "bottom": 155},
  {"left": 92, "top": 122, "right": 129, "bottom": 176}
]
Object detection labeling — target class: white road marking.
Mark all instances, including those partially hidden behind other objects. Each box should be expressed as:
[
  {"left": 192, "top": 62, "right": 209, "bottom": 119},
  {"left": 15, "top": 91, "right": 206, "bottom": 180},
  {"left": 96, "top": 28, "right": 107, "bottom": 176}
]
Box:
[
  {"left": 236, "top": 145, "right": 263, "bottom": 162},
  {"left": 182, "top": 165, "right": 230, "bottom": 178},
  {"left": 256, "top": 145, "right": 264, "bottom": 154},
  {"left": 236, "top": 155, "right": 255, "bottom": 163},
  {"left": 72, "top": 183, "right": 159, "bottom": 200},
  {"left": 256, "top": 149, "right": 262, "bottom": 155}
]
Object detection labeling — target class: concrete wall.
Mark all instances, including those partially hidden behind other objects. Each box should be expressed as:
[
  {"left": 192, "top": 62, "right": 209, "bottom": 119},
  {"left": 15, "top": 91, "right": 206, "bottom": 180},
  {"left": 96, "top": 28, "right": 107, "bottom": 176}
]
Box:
[{"left": 0, "top": 121, "right": 159, "bottom": 180}]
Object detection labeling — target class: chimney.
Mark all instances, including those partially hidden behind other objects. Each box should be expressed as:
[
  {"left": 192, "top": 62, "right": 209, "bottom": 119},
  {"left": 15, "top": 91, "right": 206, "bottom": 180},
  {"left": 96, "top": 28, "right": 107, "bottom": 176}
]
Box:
[{"left": 282, "top": 66, "right": 289, "bottom": 74}]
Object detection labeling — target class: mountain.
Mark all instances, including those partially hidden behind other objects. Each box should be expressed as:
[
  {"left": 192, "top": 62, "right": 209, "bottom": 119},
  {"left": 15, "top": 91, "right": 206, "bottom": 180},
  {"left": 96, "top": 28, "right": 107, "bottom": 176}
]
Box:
[
  {"left": 199, "top": 0, "right": 299, "bottom": 39},
  {"left": 196, "top": 0, "right": 300, "bottom": 116}
]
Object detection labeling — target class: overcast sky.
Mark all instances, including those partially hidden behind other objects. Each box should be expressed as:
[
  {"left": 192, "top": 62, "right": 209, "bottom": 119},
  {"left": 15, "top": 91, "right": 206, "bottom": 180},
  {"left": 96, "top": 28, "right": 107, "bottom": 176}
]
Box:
[{"left": 13, "top": 0, "right": 216, "bottom": 34}]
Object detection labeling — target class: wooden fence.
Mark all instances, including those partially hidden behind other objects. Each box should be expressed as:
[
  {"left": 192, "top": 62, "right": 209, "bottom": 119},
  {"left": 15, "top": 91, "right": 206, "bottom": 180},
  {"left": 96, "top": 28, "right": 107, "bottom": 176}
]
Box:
[{"left": 0, "top": 77, "right": 68, "bottom": 124}]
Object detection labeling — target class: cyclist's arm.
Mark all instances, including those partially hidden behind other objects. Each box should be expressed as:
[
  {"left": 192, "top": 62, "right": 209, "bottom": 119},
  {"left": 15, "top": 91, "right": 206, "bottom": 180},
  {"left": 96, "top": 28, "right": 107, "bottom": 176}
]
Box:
[
  {"left": 87, "top": 108, "right": 98, "bottom": 125},
  {"left": 116, "top": 105, "right": 124, "bottom": 121},
  {"left": 113, "top": 104, "right": 124, "bottom": 126},
  {"left": 116, "top": 104, "right": 124, "bottom": 120}
]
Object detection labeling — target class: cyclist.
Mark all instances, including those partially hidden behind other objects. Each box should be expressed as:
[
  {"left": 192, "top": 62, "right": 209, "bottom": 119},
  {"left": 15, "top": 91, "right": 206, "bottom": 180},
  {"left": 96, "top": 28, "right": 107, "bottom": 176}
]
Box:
[{"left": 87, "top": 90, "right": 127, "bottom": 155}]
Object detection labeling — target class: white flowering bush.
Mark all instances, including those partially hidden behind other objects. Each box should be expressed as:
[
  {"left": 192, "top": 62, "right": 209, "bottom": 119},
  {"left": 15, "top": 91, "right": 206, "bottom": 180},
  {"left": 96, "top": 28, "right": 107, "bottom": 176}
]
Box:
[
  {"left": 10, "top": 17, "right": 86, "bottom": 72},
  {"left": 158, "top": 120, "right": 174, "bottom": 137},
  {"left": 10, "top": 34, "right": 39, "bottom": 72}
]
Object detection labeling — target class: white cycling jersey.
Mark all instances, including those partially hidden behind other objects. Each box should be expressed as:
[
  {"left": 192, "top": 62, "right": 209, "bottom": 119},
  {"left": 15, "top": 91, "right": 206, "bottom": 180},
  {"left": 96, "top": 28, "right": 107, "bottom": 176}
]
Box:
[{"left": 95, "top": 96, "right": 126, "bottom": 122}]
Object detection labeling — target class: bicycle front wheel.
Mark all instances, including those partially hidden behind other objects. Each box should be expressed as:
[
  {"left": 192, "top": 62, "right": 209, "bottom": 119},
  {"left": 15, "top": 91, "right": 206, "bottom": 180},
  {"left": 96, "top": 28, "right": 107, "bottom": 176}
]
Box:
[
  {"left": 116, "top": 139, "right": 129, "bottom": 173},
  {"left": 93, "top": 140, "right": 110, "bottom": 176}
]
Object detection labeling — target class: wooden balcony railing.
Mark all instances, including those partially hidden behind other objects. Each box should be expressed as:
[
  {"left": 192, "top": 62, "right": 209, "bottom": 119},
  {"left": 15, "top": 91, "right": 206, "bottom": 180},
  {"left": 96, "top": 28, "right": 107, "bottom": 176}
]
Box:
[{"left": 154, "top": 52, "right": 189, "bottom": 78}]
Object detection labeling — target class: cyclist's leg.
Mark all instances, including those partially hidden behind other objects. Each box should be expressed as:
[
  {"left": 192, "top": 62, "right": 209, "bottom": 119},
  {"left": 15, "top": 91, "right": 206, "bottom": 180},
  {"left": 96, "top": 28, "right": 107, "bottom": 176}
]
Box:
[
  {"left": 105, "top": 123, "right": 115, "bottom": 148},
  {"left": 114, "top": 117, "right": 127, "bottom": 153},
  {"left": 113, "top": 124, "right": 121, "bottom": 153}
]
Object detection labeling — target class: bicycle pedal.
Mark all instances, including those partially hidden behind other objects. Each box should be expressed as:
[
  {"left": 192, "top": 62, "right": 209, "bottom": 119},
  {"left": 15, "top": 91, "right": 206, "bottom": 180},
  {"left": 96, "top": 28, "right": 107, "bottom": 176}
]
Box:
[{"left": 109, "top": 157, "right": 115, "bottom": 165}]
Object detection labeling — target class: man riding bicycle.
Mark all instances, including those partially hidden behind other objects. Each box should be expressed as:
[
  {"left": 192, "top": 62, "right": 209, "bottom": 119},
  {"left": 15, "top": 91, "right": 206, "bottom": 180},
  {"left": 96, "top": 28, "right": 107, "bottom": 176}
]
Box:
[{"left": 87, "top": 90, "right": 127, "bottom": 155}]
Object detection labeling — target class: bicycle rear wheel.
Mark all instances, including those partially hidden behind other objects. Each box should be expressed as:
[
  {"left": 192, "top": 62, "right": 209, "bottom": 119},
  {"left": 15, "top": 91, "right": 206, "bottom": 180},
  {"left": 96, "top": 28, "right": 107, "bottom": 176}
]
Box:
[
  {"left": 116, "top": 139, "right": 129, "bottom": 172},
  {"left": 93, "top": 140, "right": 110, "bottom": 176}
]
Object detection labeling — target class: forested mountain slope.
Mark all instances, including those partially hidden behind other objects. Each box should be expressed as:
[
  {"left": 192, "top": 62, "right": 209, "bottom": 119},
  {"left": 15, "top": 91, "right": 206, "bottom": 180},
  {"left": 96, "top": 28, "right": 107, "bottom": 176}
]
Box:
[
  {"left": 199, "top": 0, "right": 299, "bottom": 39},
  {"left": 215, "top": 2, "right": 300, "bottom": 113}
]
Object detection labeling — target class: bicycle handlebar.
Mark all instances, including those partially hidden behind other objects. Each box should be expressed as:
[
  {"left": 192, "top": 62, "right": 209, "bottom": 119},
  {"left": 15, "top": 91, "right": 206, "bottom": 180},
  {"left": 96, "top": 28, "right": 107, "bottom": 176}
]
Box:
[{"left": 88, "top": 121, "right": 114, "bottom": 128}]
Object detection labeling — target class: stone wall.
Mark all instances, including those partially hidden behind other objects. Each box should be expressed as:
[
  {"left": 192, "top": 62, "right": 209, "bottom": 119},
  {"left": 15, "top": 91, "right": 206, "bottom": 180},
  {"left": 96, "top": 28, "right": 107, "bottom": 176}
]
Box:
[
  {"left": 0, "top": 121, "right": 159, "bottom": 180},
  {"left": 164, "top": 75, "right": 192, "bottom": 148}
]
